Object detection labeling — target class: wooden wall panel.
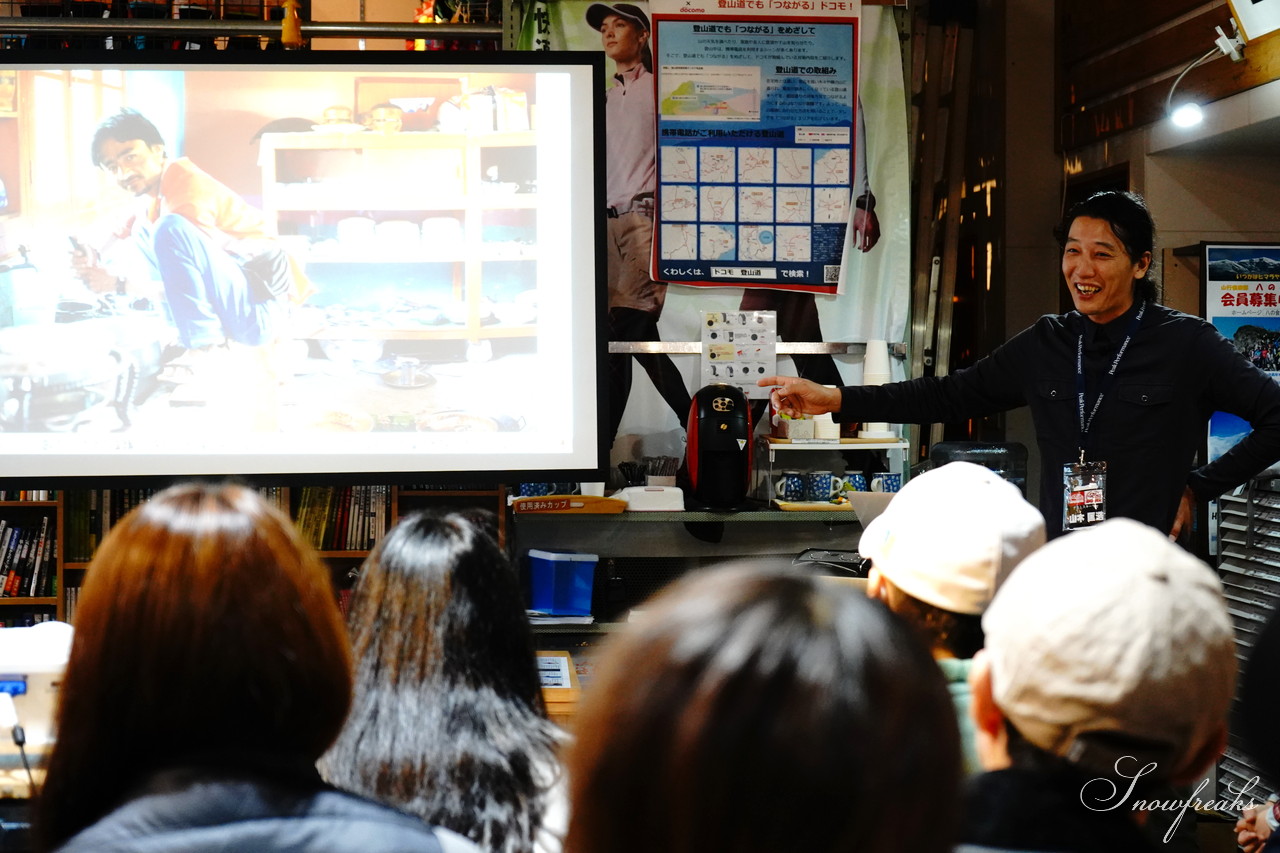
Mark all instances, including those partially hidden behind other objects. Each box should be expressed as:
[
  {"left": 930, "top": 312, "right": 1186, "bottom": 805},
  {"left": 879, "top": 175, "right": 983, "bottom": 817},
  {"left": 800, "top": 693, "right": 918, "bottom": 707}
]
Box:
[
  {"left": 1056, "top": 0, "right": 1280, "bottom": 151},
  {"left": 1058, "top": 0, "right": 1212, "bottom": 65},
  {"left": 1066, "top": 7, "right": 1234, "bottom": 106},
  {"left": 1060, "top": 26, "right": 1280, "bottom": 150}
]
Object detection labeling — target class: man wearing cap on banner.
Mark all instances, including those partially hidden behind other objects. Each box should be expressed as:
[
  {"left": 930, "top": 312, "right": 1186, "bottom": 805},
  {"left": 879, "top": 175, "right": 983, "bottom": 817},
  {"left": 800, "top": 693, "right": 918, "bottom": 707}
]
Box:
[
  {"left": 962, "top": 518, "right": 1235, "bottom": 852},
  {"left": 760, "top": 190, "right": 1280, "bottom": 540},
  {"left": 589, "top": 1, "right": 692, "bottom": 447}
]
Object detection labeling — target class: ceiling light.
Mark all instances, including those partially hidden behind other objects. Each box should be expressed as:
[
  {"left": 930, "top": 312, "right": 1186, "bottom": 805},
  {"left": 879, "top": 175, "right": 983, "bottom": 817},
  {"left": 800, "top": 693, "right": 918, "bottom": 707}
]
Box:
[
  {"left": 1165, "top": 21, "right": 1247, "bottom": 129},
  {"left": 1170, "top": 102, "right": 1204, "bottom": 128}
]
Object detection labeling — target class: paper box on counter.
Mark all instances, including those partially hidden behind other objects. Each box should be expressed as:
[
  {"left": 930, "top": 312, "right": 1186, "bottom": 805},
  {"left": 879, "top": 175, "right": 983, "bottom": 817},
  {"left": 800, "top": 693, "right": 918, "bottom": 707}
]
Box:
[{"left": 772, "top": 417, "right": 815, "bottom": 440}]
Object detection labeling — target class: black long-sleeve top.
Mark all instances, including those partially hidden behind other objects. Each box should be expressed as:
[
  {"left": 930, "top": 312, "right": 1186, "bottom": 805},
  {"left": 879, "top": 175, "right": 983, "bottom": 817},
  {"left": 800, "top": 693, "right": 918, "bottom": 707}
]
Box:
[{"left": 840, "top": 301, "right": 1280, "bottom": 537}]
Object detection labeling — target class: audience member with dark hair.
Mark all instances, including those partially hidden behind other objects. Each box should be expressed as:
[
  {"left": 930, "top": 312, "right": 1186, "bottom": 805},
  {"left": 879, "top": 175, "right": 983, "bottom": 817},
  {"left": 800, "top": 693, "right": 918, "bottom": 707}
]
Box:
[
  {"left": 563, "top": 562, "right": 962, "bottom": 853},
  {"left": 859, "top": 460, "right": 1045, "bottom": 774},
  {"left": 961, "top": 518, "right": 1235, "bottom": 853},
  {"left": 321, "top": 510, "right": 566, "bottom": 853},
  {"left": 34, "top": 483, "right": 477, "bottom": 853}
]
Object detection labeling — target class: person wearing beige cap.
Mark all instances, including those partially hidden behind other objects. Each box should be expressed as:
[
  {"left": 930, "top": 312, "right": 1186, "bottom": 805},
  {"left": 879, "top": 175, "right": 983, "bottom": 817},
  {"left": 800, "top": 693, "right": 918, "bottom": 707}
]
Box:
[
  {"left": 860, "top": 460, "right": 1045, "bottom": 775},
  {"left": 960, "top": 517, "right": 1236, "bottom": 853}
]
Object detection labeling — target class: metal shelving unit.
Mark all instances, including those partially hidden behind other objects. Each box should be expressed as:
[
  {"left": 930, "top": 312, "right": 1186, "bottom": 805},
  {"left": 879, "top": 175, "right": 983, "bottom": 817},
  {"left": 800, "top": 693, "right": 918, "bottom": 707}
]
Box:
[{"left": 1216, "top": 479, "right": 1280, "bottom": 801}]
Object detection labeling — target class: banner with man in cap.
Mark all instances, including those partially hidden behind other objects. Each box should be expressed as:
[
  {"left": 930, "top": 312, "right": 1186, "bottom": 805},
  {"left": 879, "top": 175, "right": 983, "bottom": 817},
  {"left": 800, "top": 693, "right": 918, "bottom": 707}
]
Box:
[{"left": 517, "top": 1, "right": 909, "bottom": 467}]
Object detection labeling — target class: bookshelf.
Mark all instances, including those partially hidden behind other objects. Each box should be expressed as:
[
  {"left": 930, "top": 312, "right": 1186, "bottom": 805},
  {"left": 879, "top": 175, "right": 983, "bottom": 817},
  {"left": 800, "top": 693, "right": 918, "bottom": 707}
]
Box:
[
  {"left": 0, "top": 495, "right": 61, "bottom": 626},
  {"left": 45, "top": 484, "right": 509, "bottom": 623}
]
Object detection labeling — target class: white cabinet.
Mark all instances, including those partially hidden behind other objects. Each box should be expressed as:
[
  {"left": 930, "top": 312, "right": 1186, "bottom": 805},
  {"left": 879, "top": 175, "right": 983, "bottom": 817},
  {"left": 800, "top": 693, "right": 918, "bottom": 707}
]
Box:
[
  {"left": 754, "top": 435, "right": 910, "bottom": 504},
  {"left": 258, "top": 128, "right": 539, "bottom": 346}
]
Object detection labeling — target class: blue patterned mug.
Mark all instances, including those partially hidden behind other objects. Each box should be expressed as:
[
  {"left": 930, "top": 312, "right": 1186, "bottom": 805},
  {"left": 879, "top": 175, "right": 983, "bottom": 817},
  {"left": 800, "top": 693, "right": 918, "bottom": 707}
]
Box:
[
  {"left": 773, "top": 470, "right": 805, "bottom": 502},
  {"left": 804, "top": 470, "right": 846, "bottom": 502},
  {"left": 871, "top": 473, "right": 902, "bottom": 493}
]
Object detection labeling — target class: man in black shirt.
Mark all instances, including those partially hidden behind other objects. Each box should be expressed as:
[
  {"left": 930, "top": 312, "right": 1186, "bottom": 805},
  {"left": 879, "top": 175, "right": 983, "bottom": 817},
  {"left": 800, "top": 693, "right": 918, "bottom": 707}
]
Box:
[{"left": 760, "top": 190, "right": 1280, "bottom": 538}]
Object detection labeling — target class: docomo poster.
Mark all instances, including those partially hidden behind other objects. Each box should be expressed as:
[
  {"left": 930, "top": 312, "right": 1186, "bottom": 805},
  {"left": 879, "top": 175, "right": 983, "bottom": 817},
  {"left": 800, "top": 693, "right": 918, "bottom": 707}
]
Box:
[
  {"left": 1204, "top": 243, "right": 1280, "bottom": 466},
  {"left": 650, "top": 2, "right": 859, "bottom": 292},
  {"left": 516, "top": 1, "right": 907, "bottom": 462}
]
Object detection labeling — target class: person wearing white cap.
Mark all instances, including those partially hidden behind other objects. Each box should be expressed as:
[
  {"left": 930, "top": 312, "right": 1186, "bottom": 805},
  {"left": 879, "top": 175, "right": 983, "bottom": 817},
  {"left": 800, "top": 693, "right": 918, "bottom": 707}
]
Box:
[
  {"left": 859, "top": 460, "right": 1045, "bottom": 775},
  {"left": 960, "top": 517, "right": 1236, "bottom": 853}
]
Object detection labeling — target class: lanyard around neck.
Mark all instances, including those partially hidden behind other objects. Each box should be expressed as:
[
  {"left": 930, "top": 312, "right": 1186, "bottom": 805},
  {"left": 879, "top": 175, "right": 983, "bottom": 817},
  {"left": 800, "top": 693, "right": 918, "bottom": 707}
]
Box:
[{"left": 1076, "top": 301, "right": 1146, "bottom": 461}]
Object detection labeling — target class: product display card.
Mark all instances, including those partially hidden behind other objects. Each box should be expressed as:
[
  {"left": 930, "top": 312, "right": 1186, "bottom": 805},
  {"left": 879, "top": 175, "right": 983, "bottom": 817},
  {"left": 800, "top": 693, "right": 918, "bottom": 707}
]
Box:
[
  {"left": 700, "top": 310, "right": 777, "bottom": 398},
  {"left": 536, "top": 653, "right": 572, "bottom": 689}
]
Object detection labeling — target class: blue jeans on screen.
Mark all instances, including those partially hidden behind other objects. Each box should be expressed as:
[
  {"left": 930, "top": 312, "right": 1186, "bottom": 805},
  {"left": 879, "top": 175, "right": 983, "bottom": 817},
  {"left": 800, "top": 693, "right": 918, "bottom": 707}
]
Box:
[{"left": 142, "top": 213, "right": 276, "bottom": 349}]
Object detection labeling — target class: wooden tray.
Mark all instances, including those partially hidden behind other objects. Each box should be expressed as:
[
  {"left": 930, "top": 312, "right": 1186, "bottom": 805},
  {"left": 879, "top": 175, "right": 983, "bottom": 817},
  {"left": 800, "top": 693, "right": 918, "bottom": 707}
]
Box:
[
  {"left": 773, "top": 499, "right": 855, "bottom": 511},
  {"left": 512, "top": 495, "right": 627, "bottom": 514}
]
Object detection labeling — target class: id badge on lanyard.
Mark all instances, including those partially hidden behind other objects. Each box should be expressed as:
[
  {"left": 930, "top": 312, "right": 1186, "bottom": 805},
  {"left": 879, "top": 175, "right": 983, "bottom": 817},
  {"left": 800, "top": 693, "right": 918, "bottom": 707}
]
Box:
[
  {"left": 1063, "top": 460, "right": 1107, "bottom": 531},
  {"left": 1065, "top": 302, "right": 1145, "bottom": 532}
]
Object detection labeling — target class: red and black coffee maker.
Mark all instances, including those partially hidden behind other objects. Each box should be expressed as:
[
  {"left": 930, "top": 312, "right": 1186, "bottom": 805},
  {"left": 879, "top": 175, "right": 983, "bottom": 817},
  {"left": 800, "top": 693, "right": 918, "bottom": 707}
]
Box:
[{"left": 682, "top": 383, "right": 753, "bottom": 510}]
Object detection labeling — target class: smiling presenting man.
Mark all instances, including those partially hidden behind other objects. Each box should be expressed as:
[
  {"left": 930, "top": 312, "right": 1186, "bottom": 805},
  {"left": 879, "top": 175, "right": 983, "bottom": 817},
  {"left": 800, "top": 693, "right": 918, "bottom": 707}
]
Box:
[{"left": 760, "top": 190, "right": 1280, "bottom": 539}]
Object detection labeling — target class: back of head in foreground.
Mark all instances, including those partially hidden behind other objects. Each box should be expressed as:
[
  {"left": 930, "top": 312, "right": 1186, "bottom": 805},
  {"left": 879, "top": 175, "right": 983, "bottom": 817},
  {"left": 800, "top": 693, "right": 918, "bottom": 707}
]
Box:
[
  {"left": 35, "top": 483, "right": 353, "bottom": 851},
  {"left": 974, "top": 517, "right": 1235, "bottom": 794},
  {"left": 860, "top": 460, "right": 1045, "bottom": 658},
  {"left": 321, "top": 509, "right": 561, "bottom": 853},
  {"left": 564, "top": 562, "right": 962, "bottom": 853}
]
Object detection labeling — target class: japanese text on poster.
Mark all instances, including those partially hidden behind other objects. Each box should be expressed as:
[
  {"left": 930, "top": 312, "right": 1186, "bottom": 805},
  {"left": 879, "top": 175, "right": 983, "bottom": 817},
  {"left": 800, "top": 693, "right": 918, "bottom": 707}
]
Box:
[
  {"left": 651, "top": 16, "right": 857, "bottom": 292},
  {"left": 1206, "top": 243, "right": 1280, "bottom": 465}
]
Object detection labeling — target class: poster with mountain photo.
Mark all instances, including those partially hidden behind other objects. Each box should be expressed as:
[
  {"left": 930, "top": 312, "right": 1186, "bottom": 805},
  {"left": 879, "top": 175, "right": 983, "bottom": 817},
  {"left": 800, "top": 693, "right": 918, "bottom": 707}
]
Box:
[
  {"left": 1203, "top": 243, "right": 1280, "bottom": 555},
  {"left": 1205, "top": 243, "right": 1280, "bottom": 465}
]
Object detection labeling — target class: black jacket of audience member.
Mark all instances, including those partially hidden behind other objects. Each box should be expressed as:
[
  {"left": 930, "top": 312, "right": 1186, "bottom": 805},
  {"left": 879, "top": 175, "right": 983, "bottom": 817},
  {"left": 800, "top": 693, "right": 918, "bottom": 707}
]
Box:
[{"left": 960, "top": 767, "right": 1160, "bottom": 853}]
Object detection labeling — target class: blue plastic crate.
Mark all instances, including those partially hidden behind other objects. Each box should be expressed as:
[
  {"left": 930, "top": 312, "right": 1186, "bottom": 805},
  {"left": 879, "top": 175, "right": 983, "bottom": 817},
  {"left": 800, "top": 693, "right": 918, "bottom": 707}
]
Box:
[{"left": 528, "top": 549, "right": 597, "bottom": 617}]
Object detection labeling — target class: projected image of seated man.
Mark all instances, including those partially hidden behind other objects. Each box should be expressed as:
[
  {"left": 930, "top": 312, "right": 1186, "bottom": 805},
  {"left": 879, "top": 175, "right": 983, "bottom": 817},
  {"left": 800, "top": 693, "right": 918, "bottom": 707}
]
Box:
[{"left": 71, "top": 109, "right": 298, "bottom": 407}]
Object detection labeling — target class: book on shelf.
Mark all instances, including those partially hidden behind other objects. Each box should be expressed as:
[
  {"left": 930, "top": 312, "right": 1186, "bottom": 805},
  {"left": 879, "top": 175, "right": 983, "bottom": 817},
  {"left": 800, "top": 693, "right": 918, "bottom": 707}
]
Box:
[
  {"left": 102, "top": 489, "right": 114, "bottom": 542},
  {"left": 0, "top": 526, "right": 21, "bottom": 598},
  {"left": 88, "top": 489, "right": 100, "bottom": 555},
  {"left": 10, "top": 524, "right": 36, "bottom": 597},
  {"left": 74, "top": 490, "right": 92, "bottom": 563},
  {"left": 12, "top": 518, "right": 38, "bottom": 597},
  {"left": 28, "top": 516, "right": 50, "bottom": 598},
  {"left": 293, "top": 486, "right": 312, "bottom": 546},
  {"left": 375, "top": 484, "right": 389, "bottom": 548},
  {"left": 316, "top": 487, "right": 335, "bottom": 549},
  {"left": 64, "top": 584, "right": 81, "bottom": 623},
  {"left": 331, "top": 487, "right": 350, "bottom": 551},
  {"left": 356, "top": 486, "right": 368, "bottom": 549},
  {"left": 342, "top": 487, "right": 355, "bottom": 550},
  {"left": 1, "top": 526, "right": 21, "bottom": 597},
  {"left": 364, "top": 485, "right": 380, "bottom": 550}
]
